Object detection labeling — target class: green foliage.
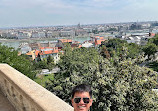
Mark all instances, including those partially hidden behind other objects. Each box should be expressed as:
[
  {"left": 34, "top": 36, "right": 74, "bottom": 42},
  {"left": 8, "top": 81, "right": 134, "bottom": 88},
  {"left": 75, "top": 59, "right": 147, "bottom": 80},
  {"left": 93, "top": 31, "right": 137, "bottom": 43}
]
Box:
[
  {"left": 33, "top": 55, "right": 55, "bottom": 71},
  {"left": 92, "top": 59, "right": 158, "bottom": 111},
  {"left": 101, "top": 38, "right": 127, "bottom": 49},
  {"left": 46, "top": 44, "right": 158, "bottom": 111},
  {"left": 142, "top": 34, "right": 158, "bottom": 61},
  {"left": 59, "top": 46, "right": 100, "bottom": 77},
  {"left": 148, "top": 61, "right": 158, "bottom": 72},
  {"left": 46, "top": 47, "right": 100, "bottom": 102},
  {"left": 47, "top": 55, "right": 55, "bottom": 71},
  {"left": 148, "top": 35, "right": 158, "bottom": 46},
  {"left": 142, "top": 43, "right": 157, "bottom": 60},
  {"left": 128, "top": 43, "right": 142, "bottom": 59},
  {"left": 100, "top": 46, "right": 110, "bottom": 59},
  {"left": 0, "top": 44, "right": 36, "bottom": 79},
  {"left": 100, "top": 38, "right": 142, "bottom": 59},
  {"left": 47, "top": 55, "right": 54, "bottom": 64},
  {"left": 34, "top": 74, "right": 54, "bottom": 87},
  {"left": 35, "top": 60, "right": 48, "bottom": 69}
]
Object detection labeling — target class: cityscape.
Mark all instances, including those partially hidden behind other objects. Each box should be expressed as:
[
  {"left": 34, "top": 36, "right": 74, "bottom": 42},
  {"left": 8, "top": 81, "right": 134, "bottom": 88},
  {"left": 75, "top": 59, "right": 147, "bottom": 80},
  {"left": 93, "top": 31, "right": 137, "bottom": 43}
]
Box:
[
  {"left": 0, "top": 21, "right": 158, "bottom": 71},
  {"left": 0, "top": 21, "right": 158, "bottom": 51},
  {"left": 1, "top": 20, "right": 158, "bottom": 110},
  {"left": 1, "top": 0, "right": 158, "bottom": 110},
  {"left": 0, "top": 21, "right": 158, "bottom": 40}
]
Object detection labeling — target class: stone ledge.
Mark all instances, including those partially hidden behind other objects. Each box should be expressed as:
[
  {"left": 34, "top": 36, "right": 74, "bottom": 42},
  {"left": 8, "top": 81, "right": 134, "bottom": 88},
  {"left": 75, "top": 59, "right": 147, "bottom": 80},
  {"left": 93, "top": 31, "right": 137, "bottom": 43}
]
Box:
[
  {"left": 0, "top": 64, "right": 73, "bottom": 111},
  {"left": 0, "top": 89, "right": 16, "bottom": 111}
]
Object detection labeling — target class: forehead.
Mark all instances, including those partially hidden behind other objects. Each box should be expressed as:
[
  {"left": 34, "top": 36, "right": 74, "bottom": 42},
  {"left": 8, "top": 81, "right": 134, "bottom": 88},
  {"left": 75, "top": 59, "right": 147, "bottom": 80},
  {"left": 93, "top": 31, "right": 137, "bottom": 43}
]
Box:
[{"left": 73, "top": 92, "right": 90, "bottom": 98}]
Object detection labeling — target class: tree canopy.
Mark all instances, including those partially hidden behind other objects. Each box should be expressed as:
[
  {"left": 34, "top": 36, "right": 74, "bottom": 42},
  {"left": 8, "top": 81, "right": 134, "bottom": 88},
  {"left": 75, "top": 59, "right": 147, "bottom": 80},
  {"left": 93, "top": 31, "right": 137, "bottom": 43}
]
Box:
[
  {"left": 0, "top": 44, "right": 36, "bottom": 79},
  {"left": 142, "top": 43, "right": 157, "bottom": 60},
  {"left": 100, "top": 38, "right": 142, "bottom": 59},
  {"left": 141, "top": 34, "right": 158, "bottom": 61},
  {"left": 46, "top": 42, "right": 158, "bottom": 111}
]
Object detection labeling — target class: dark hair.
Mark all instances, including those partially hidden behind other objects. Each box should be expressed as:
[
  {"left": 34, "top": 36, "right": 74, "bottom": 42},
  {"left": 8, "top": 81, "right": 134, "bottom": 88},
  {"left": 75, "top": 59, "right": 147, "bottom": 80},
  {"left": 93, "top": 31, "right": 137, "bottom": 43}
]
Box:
[{"left": 71, "top": 84, "right": 92, "bottom": 98}]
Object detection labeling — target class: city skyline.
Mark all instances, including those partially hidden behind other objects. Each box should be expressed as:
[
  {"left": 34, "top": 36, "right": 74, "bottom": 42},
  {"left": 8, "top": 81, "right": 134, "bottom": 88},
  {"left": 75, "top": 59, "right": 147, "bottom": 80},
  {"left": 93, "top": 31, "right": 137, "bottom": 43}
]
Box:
[{"left": 0, "top": 0, "right": 158, "bottom": 28}]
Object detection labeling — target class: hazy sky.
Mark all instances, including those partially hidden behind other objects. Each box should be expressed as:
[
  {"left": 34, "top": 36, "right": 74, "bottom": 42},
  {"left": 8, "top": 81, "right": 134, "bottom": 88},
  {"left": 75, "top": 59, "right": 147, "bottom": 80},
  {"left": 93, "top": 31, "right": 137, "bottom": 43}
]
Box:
[{"left": 0, "top": 0, "right": 158, "bottom": 28}]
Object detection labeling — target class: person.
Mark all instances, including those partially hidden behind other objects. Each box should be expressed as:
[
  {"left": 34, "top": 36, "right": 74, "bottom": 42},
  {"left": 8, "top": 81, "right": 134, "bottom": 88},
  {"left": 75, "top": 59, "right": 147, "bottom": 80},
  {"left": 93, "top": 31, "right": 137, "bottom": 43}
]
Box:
[{"left": 71, "top": 84, "right": 93, "bottom": 111}]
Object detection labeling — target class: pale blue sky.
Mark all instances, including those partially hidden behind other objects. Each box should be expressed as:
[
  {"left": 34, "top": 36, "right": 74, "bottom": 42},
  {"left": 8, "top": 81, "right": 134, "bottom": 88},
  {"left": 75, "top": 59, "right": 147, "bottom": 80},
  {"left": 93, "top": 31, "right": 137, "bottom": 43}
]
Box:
[{"left": 0, "top": 0, "right": 158, "bottom": 28}]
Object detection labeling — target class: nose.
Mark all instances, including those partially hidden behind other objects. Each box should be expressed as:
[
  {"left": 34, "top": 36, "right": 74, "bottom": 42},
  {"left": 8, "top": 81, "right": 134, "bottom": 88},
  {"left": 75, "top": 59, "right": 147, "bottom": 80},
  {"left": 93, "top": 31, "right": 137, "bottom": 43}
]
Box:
[{"left": 79, "top": 98, "right": 84, "bottom": 104}]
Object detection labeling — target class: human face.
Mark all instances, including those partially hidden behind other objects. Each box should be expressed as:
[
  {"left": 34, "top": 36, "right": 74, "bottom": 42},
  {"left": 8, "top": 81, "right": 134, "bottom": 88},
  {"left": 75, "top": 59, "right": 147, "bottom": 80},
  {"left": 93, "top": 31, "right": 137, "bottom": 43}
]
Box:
[{"left": 72, "top": 92, "right": 92, "bottom": 111}]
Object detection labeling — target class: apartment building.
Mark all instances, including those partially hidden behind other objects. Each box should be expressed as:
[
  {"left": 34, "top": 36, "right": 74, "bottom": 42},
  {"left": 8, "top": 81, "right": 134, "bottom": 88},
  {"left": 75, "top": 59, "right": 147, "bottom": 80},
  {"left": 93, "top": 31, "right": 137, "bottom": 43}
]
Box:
[
  {"left": 31, "top": 31, "right": 46, "bottom": 38},
  {"left": 59, "top": 30, "right": 75, "bottom": 37},
  {"left": 17, "top": 32, "right": 31, "bottom": 39}
]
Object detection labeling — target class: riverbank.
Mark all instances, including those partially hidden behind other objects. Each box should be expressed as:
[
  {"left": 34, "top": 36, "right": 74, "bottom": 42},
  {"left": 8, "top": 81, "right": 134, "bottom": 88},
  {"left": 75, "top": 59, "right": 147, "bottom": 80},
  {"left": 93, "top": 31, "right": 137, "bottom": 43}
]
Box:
[
  {"left": 0, "top": 35, "right": 91, "bottom": 42},
  {"left": 0, "top": 36, "right": 92, "bottom": 49}
]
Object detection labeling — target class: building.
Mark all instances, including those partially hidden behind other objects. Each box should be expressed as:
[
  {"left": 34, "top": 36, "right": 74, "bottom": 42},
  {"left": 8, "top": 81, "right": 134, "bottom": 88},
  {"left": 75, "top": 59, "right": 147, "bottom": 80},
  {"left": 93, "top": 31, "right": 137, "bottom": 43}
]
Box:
[
  {"left": 1, "top": 32, "right": 17, "bottom": 39},
  {"left": 29, "top": 42, "right": 40, "bottom": 50},
  {"left": 31, "top": 31, "right": 46, "bottom": 38},
  {"left": 81, "top": 41, "right": 94, "bottom": 48},
  {"left": 19, "top": 42, "right": 32, "bottom": 54},
  {"left": 17, "top": 32, "right": 31, "bottom": 39},
  {"left": 34, "top": 47, "right": 60, "bottom": 64},
  {"left": 59, "top": 30, "right": 75, "bottom": 37},
  {"left": 56, "top": 39, "right": 73, "bottom": 49},
  {"left": 75, "top": 29, "right": 87, "bottom": 36},
  {"left": 94, "top": 36, "right": 106, "bottom": 46}
]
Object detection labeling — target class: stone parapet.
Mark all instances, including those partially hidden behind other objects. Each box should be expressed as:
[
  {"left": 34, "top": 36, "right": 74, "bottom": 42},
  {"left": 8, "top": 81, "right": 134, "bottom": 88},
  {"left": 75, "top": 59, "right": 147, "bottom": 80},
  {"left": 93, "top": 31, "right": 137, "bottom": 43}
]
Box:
[{"left": 0, "top": 64, "right": 73, "bottom": 111}]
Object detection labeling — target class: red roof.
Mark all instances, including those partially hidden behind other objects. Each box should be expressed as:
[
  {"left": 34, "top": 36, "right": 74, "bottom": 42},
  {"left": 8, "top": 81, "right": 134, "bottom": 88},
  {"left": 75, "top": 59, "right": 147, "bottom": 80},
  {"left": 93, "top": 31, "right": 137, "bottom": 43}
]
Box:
[
  {"left": 35, "top": 50, "right": 40, "bottom": 56},
  {"left": 39, "top": 47, "right": 58, "bottom": 50},
  {"left": 43, "top": 49, "right": 58, "bottom": 54},
  {"left": 78, "top": 45, "right": 82, "bottom": 48},
  {"left": 95, "top": 37, "right": 105, "bottom": 45},
  {"left": 99, "top": 37, "right": 104, "bottom": 40},
  {"left": 35, "top": 47, "right": 59, "bottom": 57},
  {"left": 149, "top": 33, "right": 155, "bottom": 37}
]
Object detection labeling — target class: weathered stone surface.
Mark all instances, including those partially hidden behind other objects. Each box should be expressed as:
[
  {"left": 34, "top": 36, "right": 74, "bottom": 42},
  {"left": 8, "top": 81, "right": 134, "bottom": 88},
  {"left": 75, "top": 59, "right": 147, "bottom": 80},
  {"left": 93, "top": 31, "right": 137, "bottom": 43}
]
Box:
[{"left": 0, "top": 90, "right": 16, "bottom": 111}]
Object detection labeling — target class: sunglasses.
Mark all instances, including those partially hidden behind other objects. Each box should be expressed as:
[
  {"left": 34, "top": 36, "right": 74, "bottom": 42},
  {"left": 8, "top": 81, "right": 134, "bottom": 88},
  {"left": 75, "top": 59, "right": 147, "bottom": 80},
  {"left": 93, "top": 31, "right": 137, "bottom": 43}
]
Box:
[{"left": 74, "top": 97, "right": 90, "bottom": 104}]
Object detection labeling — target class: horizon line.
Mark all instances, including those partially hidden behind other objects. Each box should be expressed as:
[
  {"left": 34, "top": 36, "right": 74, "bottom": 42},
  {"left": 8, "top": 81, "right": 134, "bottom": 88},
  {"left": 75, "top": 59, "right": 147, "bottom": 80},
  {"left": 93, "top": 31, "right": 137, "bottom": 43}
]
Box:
[{"left": 0, "top": 20, "right": 158, "bottom": 29}]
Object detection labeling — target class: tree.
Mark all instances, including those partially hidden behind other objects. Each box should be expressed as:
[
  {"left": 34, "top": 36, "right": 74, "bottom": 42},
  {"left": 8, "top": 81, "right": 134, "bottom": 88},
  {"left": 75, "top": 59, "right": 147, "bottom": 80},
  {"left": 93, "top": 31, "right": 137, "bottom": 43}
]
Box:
[
  {"left": 142, "top": 43, "right": 157, "bottom": 60},
  {"left": 127, "top": 43, "right": 142, "bottom": 59},
  {"left": 58, "top": 47, "right": 100, "bottom": 77},
  {"left": 33, "top": 54, "right": 55, "bottom": 71},
  {"left": 100, "top": 38, "right": 142, "bottom": 59},
  {"left": 100, "top": 38, "right": 126, "bottom": 58},
  {"left": 0, "top": 44, "right": 36, "bottom": 79},
  {"left": 47, "top": 55, "right": 55, "bottom": 71},
  {"left": 100, "top": 46, "right": 110, "bottom": 59},
  {"left": 38, "top": 59, "right": 48, "bottom": 69},
  {"left": 46, "top": 46, "right": 100, "bottom": 102},
  {"left": 148, "top": 34, "right": 158, "bottom": 46},
  {"left": 46, "top": 45, "right": 158, "bottom": 111},
  {"left": 47, "top": 55, "right": 53, "bottom": 64}
]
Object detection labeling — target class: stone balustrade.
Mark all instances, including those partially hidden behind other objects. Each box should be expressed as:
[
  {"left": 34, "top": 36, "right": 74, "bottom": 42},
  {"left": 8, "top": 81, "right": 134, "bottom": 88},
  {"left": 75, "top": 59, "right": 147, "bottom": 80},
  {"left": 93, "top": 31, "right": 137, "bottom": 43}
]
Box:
[{"left": 0, "top": 64, "right": 74, "bottom": 111}]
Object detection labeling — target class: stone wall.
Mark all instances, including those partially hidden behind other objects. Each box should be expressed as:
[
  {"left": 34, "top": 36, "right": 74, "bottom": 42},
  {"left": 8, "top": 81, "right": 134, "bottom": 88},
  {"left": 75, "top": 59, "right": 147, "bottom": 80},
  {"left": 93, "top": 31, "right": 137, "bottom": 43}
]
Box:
[{"left": 0, "top": 64, "right": 73, "bottom": 111}]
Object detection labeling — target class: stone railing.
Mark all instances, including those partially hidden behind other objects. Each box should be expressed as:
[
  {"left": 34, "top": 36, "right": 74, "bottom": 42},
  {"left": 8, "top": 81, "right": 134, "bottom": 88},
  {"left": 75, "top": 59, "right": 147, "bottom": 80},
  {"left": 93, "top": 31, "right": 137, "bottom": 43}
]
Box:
[{"left": 0, "top": 64, "right": 73, "bottom": 111}]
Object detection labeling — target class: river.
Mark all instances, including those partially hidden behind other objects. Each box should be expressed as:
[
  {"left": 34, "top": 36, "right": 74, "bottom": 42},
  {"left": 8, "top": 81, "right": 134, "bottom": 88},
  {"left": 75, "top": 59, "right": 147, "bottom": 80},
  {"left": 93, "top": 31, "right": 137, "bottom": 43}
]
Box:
[{"left": 0, "top": 36, "right": 92, "bottom": 49}]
